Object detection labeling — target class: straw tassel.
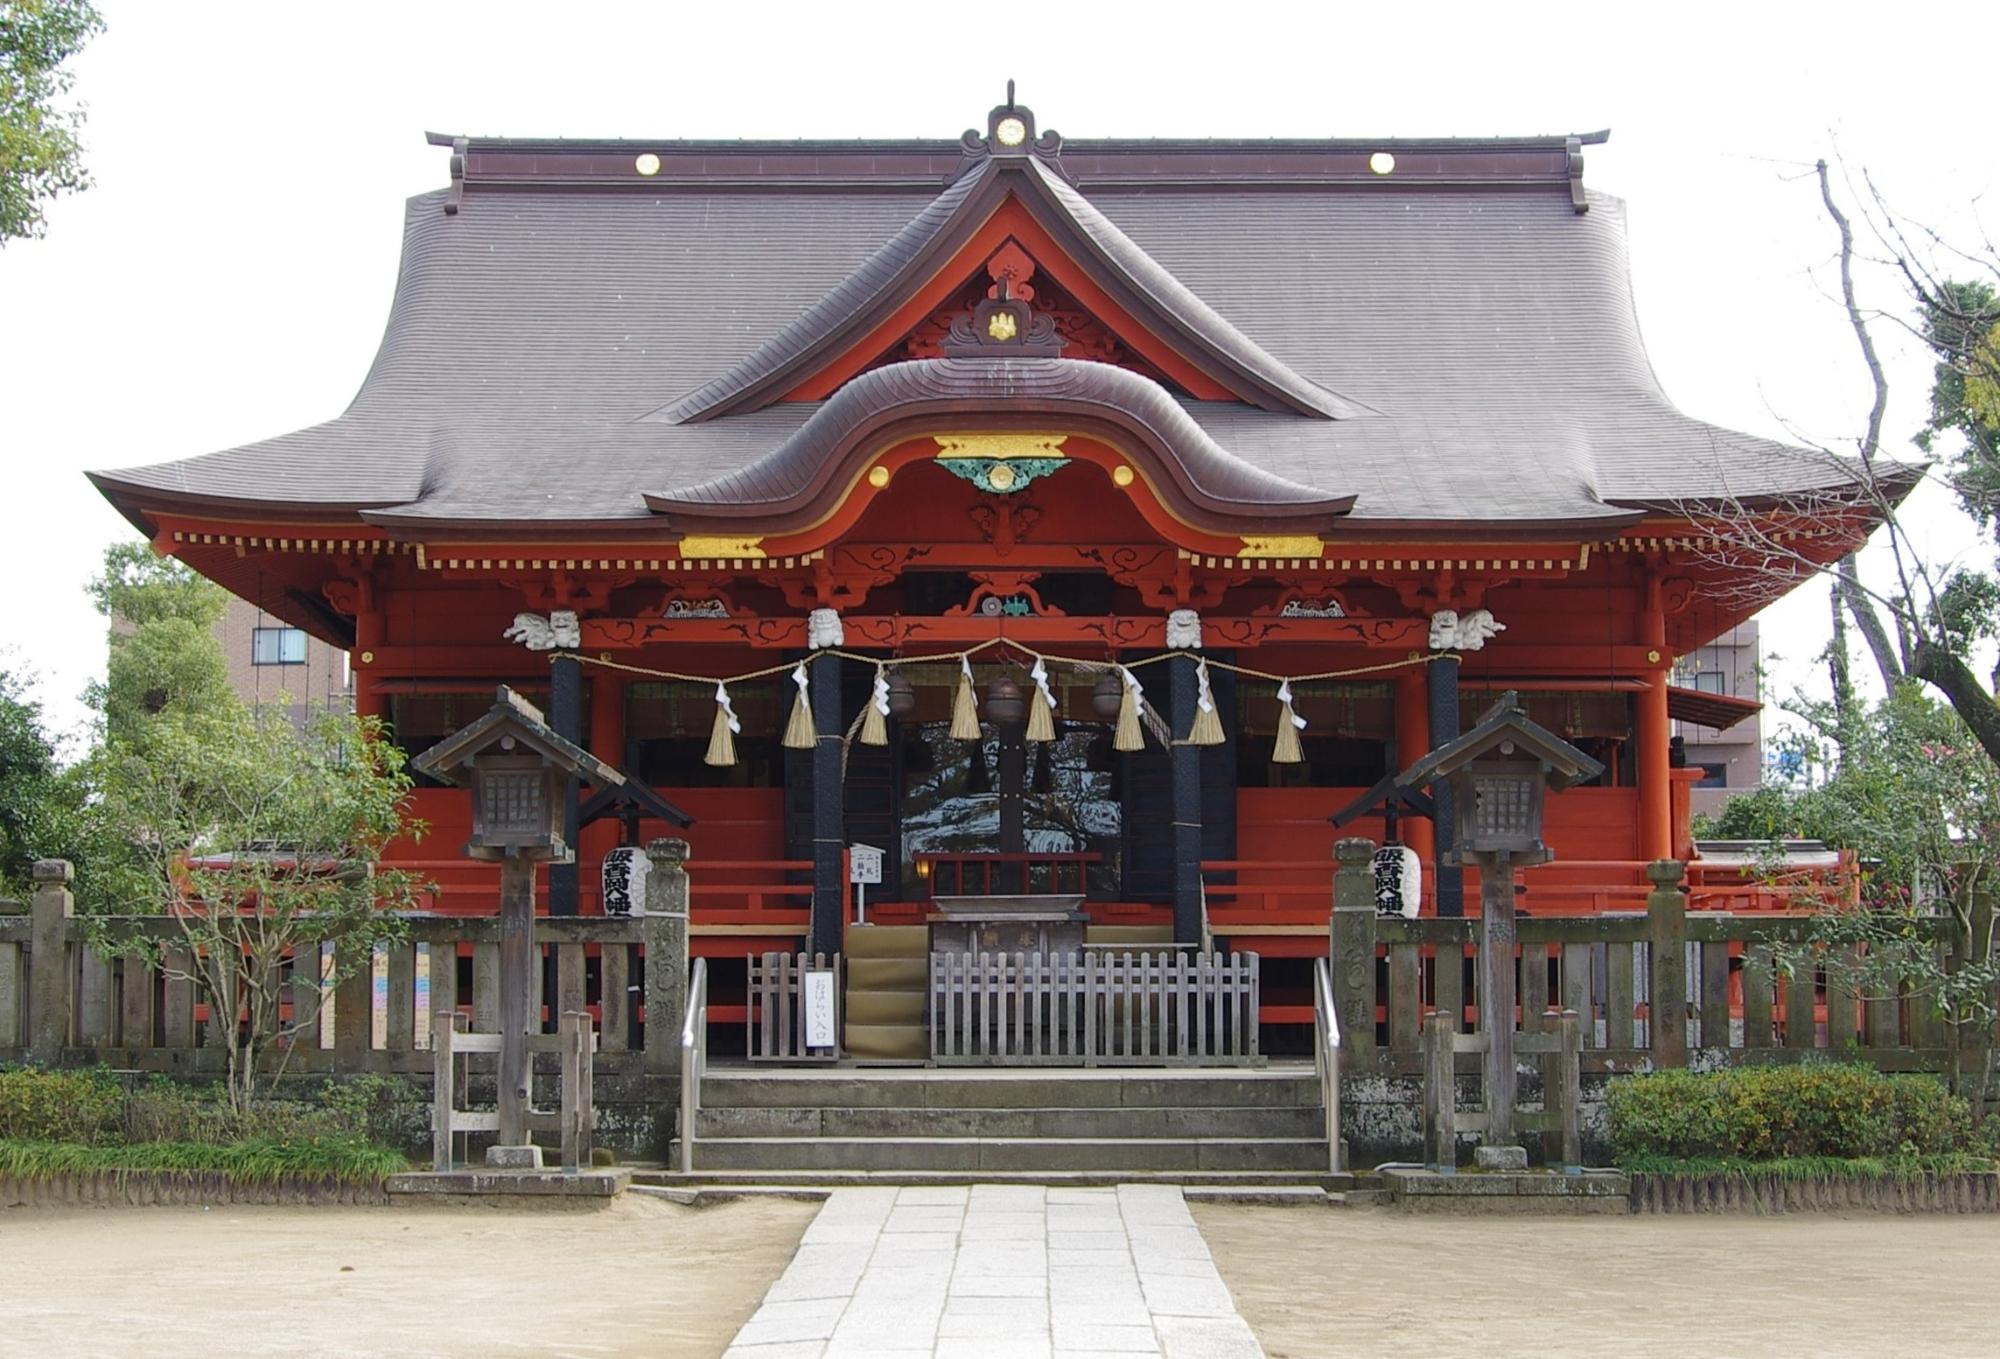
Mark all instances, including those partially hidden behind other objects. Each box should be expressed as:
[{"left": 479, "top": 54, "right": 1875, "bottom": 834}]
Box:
[
  {"left": 859, "top": 664, "right": 890, "bottom": 746},
  {"left": 950, "top": 656, "right": 982, "bottom": 740},
  {"left": 782, "top": 662, "right": 817, "bottom": 749},
  {"left": 1112, "top": 666, "right": 1146, "bottom": 752},
  {"left": 705, "top": 681, "right": 741, "bottom": 766},
  {"left": 1186, "top": 659, "right": 1224, "bottom": 746},
  {"left": 1272, "top": 679, "right": 1306, "bottom": 764},
  {"left": 1025, "top": 656, "right": 1057, "bottom": 743}
]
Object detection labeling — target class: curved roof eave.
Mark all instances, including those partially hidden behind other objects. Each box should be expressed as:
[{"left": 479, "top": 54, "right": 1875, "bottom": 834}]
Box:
[{"left": 644, "top": 357, "right": 1356, "bottom": 535}]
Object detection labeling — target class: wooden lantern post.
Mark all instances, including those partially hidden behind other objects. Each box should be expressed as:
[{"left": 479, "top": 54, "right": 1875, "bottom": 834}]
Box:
[
  {"left": 412, "top": 687, "right": 625, "bottom": 1153},
  {"left": 1389, "top": 693, "right": 1600, "bottom": 1157}
]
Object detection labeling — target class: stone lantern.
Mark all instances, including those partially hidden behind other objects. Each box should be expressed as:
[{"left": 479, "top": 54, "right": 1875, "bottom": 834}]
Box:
[
  {"left": 413, "top": 686, "right": 624, "bottom": 1158},
  {"left": 1391, "top": 692, "right": 1600, "bottom": 1153}
]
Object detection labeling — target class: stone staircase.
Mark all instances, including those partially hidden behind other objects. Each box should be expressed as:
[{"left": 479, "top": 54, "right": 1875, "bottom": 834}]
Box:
[
  {"left": 651, "top": 1066, "right": 1350, "bottom": 1189},
  {"left": 842, "top": 925, "right": 929, "bottom": 1061}
]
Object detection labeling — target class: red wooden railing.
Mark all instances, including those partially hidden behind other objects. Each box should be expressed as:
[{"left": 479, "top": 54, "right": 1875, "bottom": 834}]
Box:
[
  {"left": 1200, "top": 853, "right": 1859, "bottom": 925},
  {"left": 393, "top": 856, "right": 824, "bottom": 928},
  {"left": 915, "top": 852, "right": 1102, "bottom": 897}
]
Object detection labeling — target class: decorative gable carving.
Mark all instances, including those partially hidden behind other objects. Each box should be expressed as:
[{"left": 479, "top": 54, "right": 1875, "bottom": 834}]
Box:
[{"left": 867, "top": 240, "right": 1184, "bottom": 392}]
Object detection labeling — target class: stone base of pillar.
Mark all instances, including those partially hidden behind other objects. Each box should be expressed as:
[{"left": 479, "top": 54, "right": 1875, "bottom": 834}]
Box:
[
  {"left": 485, "top": 1144, "right": 545, "bottom": 1170},
  {"left": 1474, "top": 1145, "right": 1528, "bottom": 1172}
]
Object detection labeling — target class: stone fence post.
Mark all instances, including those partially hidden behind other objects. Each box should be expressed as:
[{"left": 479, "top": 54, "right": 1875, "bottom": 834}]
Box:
[
  {"left": 28, "top": 859, "right": 74, "bottom": 1065},
  {"left": 1330, "top": 838, "right": 1377, "bottom": 1058},
  {"left": 1645, "top": 859, "right": 1688, "bottom": 1067},
  {"left": 642, "top": 838, "right": 690, "bottom": 1078}
]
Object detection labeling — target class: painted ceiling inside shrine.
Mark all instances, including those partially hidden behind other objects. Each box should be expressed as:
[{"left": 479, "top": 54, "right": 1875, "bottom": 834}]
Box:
[{"left": 90, "top": 103, "right": 1865, "bottom": 542}]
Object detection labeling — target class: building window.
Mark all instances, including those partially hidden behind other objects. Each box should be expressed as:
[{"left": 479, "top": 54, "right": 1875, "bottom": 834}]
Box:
[
  {"left": 1696, "top": 761, "right": 1729, "bottom": 788},
  {"left": 252, "top": 626, "right": 307, "bottom": 666},
  {"left": 1691, "top": 671, "right": 1727, "bottom": 695}
]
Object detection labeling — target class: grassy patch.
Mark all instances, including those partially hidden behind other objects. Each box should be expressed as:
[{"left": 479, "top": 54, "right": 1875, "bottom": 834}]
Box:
[
  {"left": 1619, "top": 1152, "right": 1996, "bottom": 1181},
  {"left": 0, "top": 1136, "right": 409, "bottom": 1185}
]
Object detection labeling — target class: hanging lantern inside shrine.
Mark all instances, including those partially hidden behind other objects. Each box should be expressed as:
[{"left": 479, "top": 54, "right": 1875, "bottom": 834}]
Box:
[
  {"left": 984, "top": 674, "right": 1026, "bottom": 728},
  {"left": 1091, "top": 670, "right": 1124, "bottom": 720},
  {"left": 886, "top": 670, "right": 917, "bottom": 718}
]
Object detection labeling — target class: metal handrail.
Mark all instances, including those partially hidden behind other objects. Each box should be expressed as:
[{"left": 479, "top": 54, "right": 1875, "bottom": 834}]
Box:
[
  {"left": 678, "top": 956, "right": 709, "bottom": 1175},
  {"left": 1313, "top": 955, "right": 1342, "bottom": 1174}
]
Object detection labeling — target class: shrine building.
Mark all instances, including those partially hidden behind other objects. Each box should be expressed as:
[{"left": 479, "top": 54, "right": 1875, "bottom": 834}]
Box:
[{"left": 89, "top": 101, "right": 1871, "bottom": 1055}]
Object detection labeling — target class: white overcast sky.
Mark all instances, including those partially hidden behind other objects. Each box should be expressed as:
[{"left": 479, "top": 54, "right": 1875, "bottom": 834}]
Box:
[{"left": 4, "top": 0, "right": 1996, "bottom": 749}]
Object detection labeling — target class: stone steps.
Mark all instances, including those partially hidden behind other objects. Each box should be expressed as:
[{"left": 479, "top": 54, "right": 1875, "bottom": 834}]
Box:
[
  {"left": 674, "top": 1065, "right": 1336, "bottom": 1180},
  {"left": 697, "top": 1103, "right": 1324, "bottom": 1139},
  {"left": 701, "top": 1069, "right": 1320, "bottom": 1109},
  {"left": 633, "top": 1167, "right": 1359, "bottom": 1192},
  {"left": 841, "top": 925, "right": 929, "bottom": 1061},
  {"left": 678, "top": 1135, "right": 1330, "bottom": 1173}
]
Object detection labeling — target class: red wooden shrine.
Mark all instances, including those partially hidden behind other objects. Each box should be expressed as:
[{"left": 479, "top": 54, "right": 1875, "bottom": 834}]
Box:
[{"left": 91, "top": 102, "right": 1874, "bottom": 1032}]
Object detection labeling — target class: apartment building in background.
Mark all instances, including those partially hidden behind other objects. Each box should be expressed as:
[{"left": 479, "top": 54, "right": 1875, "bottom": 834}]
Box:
[
  {"left": 1673, "top": 620, "right": 1764, "bottom": 818},
  {"left": 216, "top": 595, "right": 352, "bottom": 724}
]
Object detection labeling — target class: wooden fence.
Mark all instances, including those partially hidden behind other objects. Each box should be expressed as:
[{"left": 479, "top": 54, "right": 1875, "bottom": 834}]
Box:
[
  {"left": 1330, "top": 842, "right": 1999, "bottom": 1084},
  {"left": 0, "top": 872, "right": 686, "bottom": 1081},
  {"left": 746, "top": 952, "right": 842, "bottom": 1062},
  {"left": 929, "top": 950, "right": 1261, "bottom": 1066}
]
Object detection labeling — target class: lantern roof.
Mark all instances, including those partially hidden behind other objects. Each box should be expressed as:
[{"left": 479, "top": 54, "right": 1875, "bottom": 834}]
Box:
[
  {"left": 1392, "top": 691, "right": 1603, "bottom": 795},
  {"left": 410, "top": 686, "right": 626, "bottom": 789},
  {"left": 578, "top": 777, "right": 695, "bottom": 831}
]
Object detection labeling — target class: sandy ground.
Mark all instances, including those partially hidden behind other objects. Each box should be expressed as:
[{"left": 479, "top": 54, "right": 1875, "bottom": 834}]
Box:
[
  {"left": 0, "top": 1194, "right": 816, "bottom": 1359},
  {"left": 1195, "top": 1204, "right": 2000, "bottom": 1358}
]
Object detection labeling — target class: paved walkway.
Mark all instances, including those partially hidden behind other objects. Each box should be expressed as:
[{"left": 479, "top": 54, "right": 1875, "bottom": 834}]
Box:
[{"left": 722, "top": 1184, "right": 1265, "bottom": 1358}]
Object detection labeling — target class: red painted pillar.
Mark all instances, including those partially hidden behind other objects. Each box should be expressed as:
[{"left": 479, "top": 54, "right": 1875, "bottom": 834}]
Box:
[
  {"left": 1394, "top": 667, "right": 1435, "bottom": 871},
  {"left": 580, "top": 671, "right": 627, "bottom": 913},
  {"left": 1636, "top": 581, "right": 1673, "bottom": 863},
  {"left": 351, "top": 607, "right": 386, "bottom": 722}
]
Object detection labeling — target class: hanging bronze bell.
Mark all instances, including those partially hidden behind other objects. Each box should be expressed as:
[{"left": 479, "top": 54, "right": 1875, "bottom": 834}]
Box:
[
  {"left": 983, "top": 674, "right": 1026, "bottom": 728},
  {"left": 886, "top": 670, "right": 917, "bottom": 718},
  {"left": 1091, "top": 670, "right": 1124, "bottom": 720}
]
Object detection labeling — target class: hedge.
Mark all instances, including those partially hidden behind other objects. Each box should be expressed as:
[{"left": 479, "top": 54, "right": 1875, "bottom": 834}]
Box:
[{"left": 1606, "top": 1063, "right": 1984, "bottom": 1164}]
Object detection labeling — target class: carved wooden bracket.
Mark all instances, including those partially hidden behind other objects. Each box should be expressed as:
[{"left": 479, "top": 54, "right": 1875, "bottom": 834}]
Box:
[
  {"left": 945, "top": 571, "right": 1065, "bottom": 617},
  {"left": 777, "top": 545, "right": 933, "bottom": 611},
  {"left": 968, "top": 499, "right": 1043, "bottom": 556}
]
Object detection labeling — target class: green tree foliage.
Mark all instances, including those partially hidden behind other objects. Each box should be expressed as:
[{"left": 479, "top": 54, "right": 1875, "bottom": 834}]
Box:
[
  {"left": 1702, "top": 685, "right": 1999, "bottom": 912},
  {"left": 73, "top": 539, "right": 428, "bottom": 1110},
  {"left": 0, "top": 0, "right": 103, "bottom": 243},
  {"left": 0, "top": 666, "right": 88, "bottom": 895},
  {"left": 87, "top": 540, "right": 236, "bottom": 743},
  {"left": 1916, "top": 279, "right": 2000, "bottom": 533},
  {"left": 92, "top": 706, "right": 426, "bottom": 1112},
  {"left": 1702, "top": 686, "right": 2000, "bottom": 1095}
]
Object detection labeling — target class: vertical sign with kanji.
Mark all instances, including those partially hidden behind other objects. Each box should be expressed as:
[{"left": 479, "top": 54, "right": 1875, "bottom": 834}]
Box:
[{"left": 601, "top": 846, "right": 650, "bottom": 917}]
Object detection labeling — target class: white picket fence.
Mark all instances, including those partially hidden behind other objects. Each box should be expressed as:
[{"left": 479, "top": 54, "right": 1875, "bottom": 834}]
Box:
[{"left": 929, "top": 950, "right": 1261, "bottom": 1066}]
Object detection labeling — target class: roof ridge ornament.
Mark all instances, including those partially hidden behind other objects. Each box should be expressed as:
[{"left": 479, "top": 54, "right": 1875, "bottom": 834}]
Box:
[{"left": 949, "top": 83, "right": 1074, "bottom": 187}]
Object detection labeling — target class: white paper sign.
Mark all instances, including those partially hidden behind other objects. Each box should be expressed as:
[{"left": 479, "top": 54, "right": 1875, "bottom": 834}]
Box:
[
  {"left": 849, "top": 843, "right": 883, "bottom": 885},
  {"left": 802, "top": 970, "right": 837, "bottom": 1049},
  {"left": 602, "top": 846, "right": 650, "bottom": 917}
]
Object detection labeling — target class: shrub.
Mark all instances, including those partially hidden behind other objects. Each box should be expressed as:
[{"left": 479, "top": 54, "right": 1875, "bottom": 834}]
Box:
[
  {"left": 1886, "top": 1075, "right": 1974, "bottom": 1157},
  {"left": 0, "top": 1068, "right": 123, "bottom": 1144},
  {"left": 1603, "top": 1068, "right": 1729, "bottom": 1161},
  {"left": 0, "top": 1135, "right": 407, "bottom": 1184},
  {"left": 1607, "top": 1063, "right": 1980, "bottom": 1165},
  {"left": 124, "top": 1077, "right": 352, "bottom": 1146}
]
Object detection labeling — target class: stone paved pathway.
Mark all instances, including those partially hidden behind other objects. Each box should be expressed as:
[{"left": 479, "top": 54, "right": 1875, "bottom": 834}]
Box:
[{"left": 722, "top": 1184, "right": 1265, "bottom": 1359}]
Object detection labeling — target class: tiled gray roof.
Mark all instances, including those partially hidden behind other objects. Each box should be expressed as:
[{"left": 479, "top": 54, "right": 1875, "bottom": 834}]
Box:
[{"left": 90, "top": 146, "right": 1859, "bottom": 534}]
